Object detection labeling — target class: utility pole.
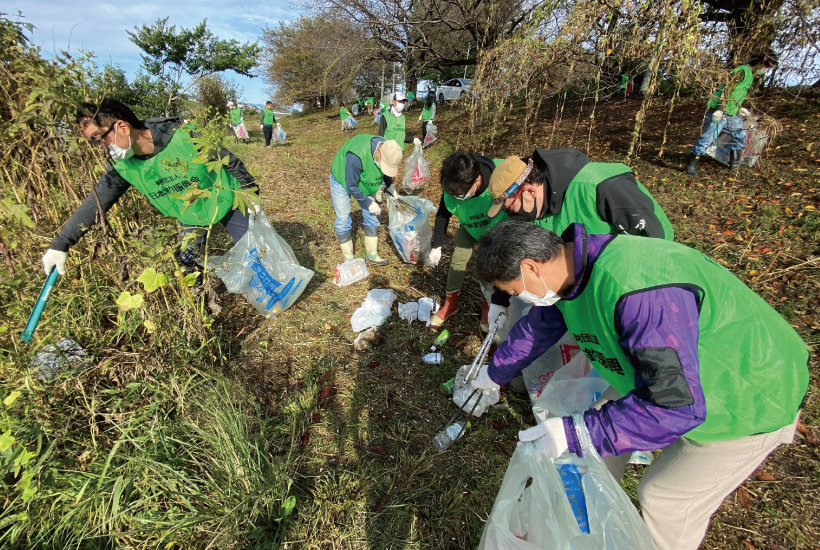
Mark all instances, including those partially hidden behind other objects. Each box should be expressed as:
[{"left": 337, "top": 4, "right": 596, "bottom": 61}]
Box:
[
  {"left": 381, "top": 61, "right": 385, "bottom": 103},
  {"left": 464, "top": 43, "right": 471, "bottom": 79},
  {"left": 392, "top": 63, "right": 396, "bottom": 97}
]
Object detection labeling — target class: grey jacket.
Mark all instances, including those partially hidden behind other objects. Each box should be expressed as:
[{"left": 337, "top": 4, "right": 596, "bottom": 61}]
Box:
[{"left": 50, "top": 118, "right": 256, "bottom": 251}]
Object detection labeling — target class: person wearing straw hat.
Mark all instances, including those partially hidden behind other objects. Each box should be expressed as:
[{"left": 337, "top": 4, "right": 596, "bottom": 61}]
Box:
[
  {"left": 330, "top": 135, "right": 403, "bottom": 265},
  {"left": 473, "top": 219, "right": 807, "bottom": 550}
]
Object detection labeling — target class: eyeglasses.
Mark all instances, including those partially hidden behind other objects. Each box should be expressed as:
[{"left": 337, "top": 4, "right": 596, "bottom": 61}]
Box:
[
  {"left": 88, "top": 123, "right": 116, "bottom": 146},
  {"left": 501, "top": 185, "right": 527, "bottom": 214}
]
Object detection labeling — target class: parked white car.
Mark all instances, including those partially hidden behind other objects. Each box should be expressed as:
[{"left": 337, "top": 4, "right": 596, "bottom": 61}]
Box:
[{"left": 436, "top": 79, "right": 472, "bottom": 102}]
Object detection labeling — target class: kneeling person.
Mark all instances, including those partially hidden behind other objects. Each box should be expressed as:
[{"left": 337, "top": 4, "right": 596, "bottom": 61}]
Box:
[{"left": 473, "top": 220, "right": 808, "bottom": 550}]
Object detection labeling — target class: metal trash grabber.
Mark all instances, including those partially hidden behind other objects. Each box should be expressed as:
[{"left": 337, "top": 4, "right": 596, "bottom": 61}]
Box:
[
  {"left": 21, "top": 267, "right": 59, "bottom": 343},
  {"left": 440, "top": 319, "right": 503, "bottom": 444}
]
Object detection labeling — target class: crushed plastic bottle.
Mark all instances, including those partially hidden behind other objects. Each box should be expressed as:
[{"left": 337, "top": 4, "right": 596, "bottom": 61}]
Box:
[
  {"left": 432, "top": 420, "right": 470, "bottom": 452},
  {"left": 420, "top": 352, "right": 443, "bottom": 365},
  {"left": 333, "top": 258, "right": 369, "bottom": 286},
  {"left": 29, "top": 338, "right": 88, "bottom": 381},
  {"left": 430, "top": 329, "right": 451, "bottom": 352}
]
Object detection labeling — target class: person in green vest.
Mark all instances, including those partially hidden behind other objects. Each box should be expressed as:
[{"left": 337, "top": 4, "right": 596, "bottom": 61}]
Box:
[
  {"left": 472, "top": 219, "right": 808, "bottom": 550},
  {"left": 340, "top": 104, "right": 352, "bottom": 133},
  {"left": 405, "top": 90, "right": 416, "bottom": 112},
  {"left": 227, "top": 101, "right": 246, "bottom": 140},
  {"left": 330, "top": 135, "right": 403, "bottom": 265},
  {"left": 358, "top": 98, "right": 365, "bottom": 114},
  {"left": 686, "top": 49, "right": 778, "bottom": 176},
  {"left": 417, "top": 92, "right": 436, "bottom": 145},
  {"left": 366, "top": 96, "right": 374, "bottom": 116},
  {"left": 41, "top": 98, "right": 260, "bottom": 278},
  {"left": 377, "top": 92, "right": 420, "bottom": 151},
  {"left": 260, "top": 100, "right": 277, "bottom": 148},
  {"left": 428, "top": 152, "right": 506, "bottom": 328}
]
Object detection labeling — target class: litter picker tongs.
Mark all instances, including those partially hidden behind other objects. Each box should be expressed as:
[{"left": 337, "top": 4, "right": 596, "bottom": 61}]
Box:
[{"left": 438, "top": 318, "right": 502, "bottom": 445}]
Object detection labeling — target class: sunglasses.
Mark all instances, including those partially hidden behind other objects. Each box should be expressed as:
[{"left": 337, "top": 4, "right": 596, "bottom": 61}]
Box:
[{"left": 88, "top": 123, "right": 116, "bottom": 145}]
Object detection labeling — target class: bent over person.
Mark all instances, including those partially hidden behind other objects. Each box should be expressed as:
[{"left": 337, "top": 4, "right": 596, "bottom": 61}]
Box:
[
  {"left": 472, "top": 220, "right": 809, "bottom": 550},
  {"left": 42, "top": 98, "right": 260, "bottom": 277}
]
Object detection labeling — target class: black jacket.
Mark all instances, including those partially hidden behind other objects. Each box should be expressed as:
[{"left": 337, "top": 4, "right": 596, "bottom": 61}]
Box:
[
  {"left": 50, "top": 118, "right": 257, "bottom": 251},
  {"left": 432, "top": 153, "right": 496, "bottom": 248}
]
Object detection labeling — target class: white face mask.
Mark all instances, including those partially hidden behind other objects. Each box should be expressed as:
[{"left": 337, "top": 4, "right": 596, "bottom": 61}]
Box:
[
  {"left": 517, "top": 266, "right": 560, "bottom": 307},
  {"left": 108, "top": 126, "right": 134, "bottom": 161},
  {"left": 394, "top": 102, "right": 405, "bottom": 113}
]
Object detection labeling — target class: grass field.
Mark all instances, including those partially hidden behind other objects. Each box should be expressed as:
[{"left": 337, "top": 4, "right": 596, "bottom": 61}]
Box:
[{"left": 215, "top": 92, "right": 819, "bottom": 549}]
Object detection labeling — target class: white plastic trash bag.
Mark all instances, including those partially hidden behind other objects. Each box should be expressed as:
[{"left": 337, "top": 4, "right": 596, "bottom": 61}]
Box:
[
  {"left": 386, "top": 195, "right": 436, "bottom": 264},
  {"left": 398, "top": 302, "right": 419, "bottom": 322},
  {"left": 423, "top": 122, "right": 437, "bottom": 147},
  {"left": 211, "top": 211, "right": 314, "bottom": 318},
  {"left": 404, "top": 143, "right": 431, "bottom": 191},
  {"left": 417, "top": 297, "right": 435, "bottom": 324},
  {"left": 478, "top": 414, "right": 656, "bottom": 550},
  {"left": 232, "top": 122, "right": 248, "bottom": 139},
  {"left": 453, "top": 364, "right": 499, "bottom": 417},
  {"left": 273, "top": 123, "right": 286, "bottom": 144},
  {"left": 350, "top": 288, "right": 396, "bottom": 332}
]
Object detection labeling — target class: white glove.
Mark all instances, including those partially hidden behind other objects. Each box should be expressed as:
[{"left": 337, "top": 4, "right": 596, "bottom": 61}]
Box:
[
  {"left": 426, "top": 246, "right": 442, "bottom": 267},
  {"left": 413, "top": 137, "right": 422, "bottom": 147},
  {"left": 42, "top": 249, "right": 67, "bottom": 275},
  {"left": 471, "top": 364, "right": 501, "bottom": 395},
  {"left": 253, "top": 203, "right": 262, "bottom": 216},
  {"left": 367, "top": 200, "right": 382, "bottom": 216},
  {"left": 518, "top": 417, "right": 569, "bottom": 458},
  {"left": 488, "top": 304, "right": 508, "bottom": 331},
  {"left": 418, "top": 114, "right": 423, "bottom": 123},
  {"left": 385, "top": 185, "right": 399, "bottom": 200}
]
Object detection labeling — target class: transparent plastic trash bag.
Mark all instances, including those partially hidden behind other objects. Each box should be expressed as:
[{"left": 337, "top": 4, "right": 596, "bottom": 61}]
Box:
[
  {"left": 350, "top": 288, "right": 396, "bottom": 332},
  {"left": 478, "top": 415, "right": 656, "bottom": 550},
  {"left": 452, "top": 364, "right": 499, "bottom": 417},
  {"left": 211, "top": 211, "right": 314, "bottom": 318},
  {"left": 386, "top": 195, "right": 436, "bottom": 264},
  {"left": 404, "top": 143, "right": 430, "bottom": 192},
  {"left": 423, "top": 122, "right": 437, "bottom": 147},
  {"left": 273, "top": 123, "right": 287, "bottom": 144}
]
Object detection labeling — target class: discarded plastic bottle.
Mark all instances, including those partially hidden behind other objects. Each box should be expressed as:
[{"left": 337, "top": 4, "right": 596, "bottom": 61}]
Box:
[
  {"left": 439, "top": 377, "right": 456, "bottom": 395},
  {"left": 332, "top": 258, "right": 369, "bottom": 287},
  {"left": 432, "top": 420, "right": 470, "bottom": 452},
  {"left": 420, "top": 352, "right": 443, "bottom": 365},
  {"left": 430, "top": 329, "right": 451, "bottom": 351}
]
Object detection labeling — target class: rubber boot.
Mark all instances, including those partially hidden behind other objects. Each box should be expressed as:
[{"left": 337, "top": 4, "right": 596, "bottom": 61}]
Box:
[
  {"left": 729, "top": 149, "right": 741, "bottom": 169},
  {"left": 686, "top": 153, "right": 699, "bottom": 177},
  {"left": 340, "top": 240, "right": 355, "bottom": 261},
  {"left": 364, "top": 236, "right": 389, "bottom": 266},
  {"left": 480, "top": 299, "right": 490, "bottom": 333},
  {"left": 431, "top": 291, "right": 460, "bottom": 328}
]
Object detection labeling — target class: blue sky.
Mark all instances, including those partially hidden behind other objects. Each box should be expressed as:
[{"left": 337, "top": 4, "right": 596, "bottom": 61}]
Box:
[{"left": 9, "top": 0, "right": 299, "bottom": 105}]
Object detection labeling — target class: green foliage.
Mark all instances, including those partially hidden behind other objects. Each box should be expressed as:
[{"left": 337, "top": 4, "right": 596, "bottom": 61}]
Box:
[
  {"left": 128, "top": 17, "right": 261, "bottom": 114},
  {"left": 194, "top": 73, "right": 242, "bottom": 117}
]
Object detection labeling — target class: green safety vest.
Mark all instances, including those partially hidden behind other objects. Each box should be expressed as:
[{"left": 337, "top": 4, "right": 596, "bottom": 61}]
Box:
[
  {"left": 442, "top": 158, "right": 505, "bottom": 240},
  {"left": 382, "top": 109, "right": 406, "bottom": 150},
  {"left": 556, "top": 235, "right": 808, "bottom": 442},
  {"left": 407, "top": 92, "right": 415, "bottom": 100},
  {"left": 422, "top": 104, "right": 433, "bottom": 121},
  {"left": 534, "top": 162, "right": 674, "bottom": 241},
  {"left": 340, "top": 108, "right": 349, "bottom": 120},
  {"left": 113, "top": 127, "right": 240, "bottom": 226},
  {"left": 367, "top": 97, "right": 374, "bottom": 105},
  {"left": 331, "top": 134, "right": 384, "bottom": 196},
  {"left": 262, "top": 108, "right": 275, "bottom": 125},
  {"left": 707, "top": 65, "right": 754, "bottom": 117},
  {"left": 229, "top": 108, "right": 242, "bottom": 124}
]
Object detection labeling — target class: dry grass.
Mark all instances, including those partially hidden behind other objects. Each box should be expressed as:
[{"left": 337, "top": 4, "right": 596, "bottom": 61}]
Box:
[{"left": 214, "top": 93, "right": 819, "bottom": 549}]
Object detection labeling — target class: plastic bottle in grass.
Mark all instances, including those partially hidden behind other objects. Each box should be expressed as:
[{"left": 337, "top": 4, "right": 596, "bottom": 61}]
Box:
[{"left": 433, "top": 420, "right": 470, "bottom": 451}]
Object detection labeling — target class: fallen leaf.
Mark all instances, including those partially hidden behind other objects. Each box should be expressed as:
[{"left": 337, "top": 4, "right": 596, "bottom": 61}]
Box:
[
  {"left": 324, "top": 322, "right": 333, "bottom": 330},
  {"left": 797, "top": 422, "right": 808, "bottom": 435},
  {"left": 382, "top": 367, "right": 393, "bottom": 376},
  {"left": 300, "top": 430, "right": 310, "bottom": 446},
  {"left": 743, "top": 541, "right": 757, "bottom": 550},
  {"left": 779, "top": 296, "right": 788, "bottom": 302},
  {"left": 768, "top": 545, "right": 789, "bottom": 550},
  {"left": 722, "top": 230, "right": 737, "bottom": 236},
  {"left": 311, "top": 412, "right": 322, "bottom": 423},
  {"left": 807, "top": 433, "right": 820, "bottom": 447},
  {"left": 802, "top": 316, "right": 814, "bottom": 326},
  {"left": 380, "top": 411, "right": 394, "bottom": 421},
  {"left": 309, "top": 335, "right": 320, "bottom": 340},
  {"left": 368, "top": 445, "right": 386, "bottom": 455},
  {"left": 737, "top": 486, "right": 753, "bottom": 510},
  {"left": 366, "top": 361, "right": 381, "bottom": 369},
  {"left": 507, "top": 439, "right": 517, "bottom": 445},
  {"left": 310, "top": 296, "right": 322, "bottom": 302},
  {"left": 494, "top": 441, "right": 511, "bottom": 457},
  {"left": 754, "top": 470, "right": 777, "bottom": 481},
  {"left": 491, "top": 420, "right": 505, "bottom": 431},
  {"left": 318, "top": 372, "right": 333, "bottom": 383},
  {"left": 287, "top": 380, "right": 305, "bottom": 392},
  {"left": 318, "top": 385, "right": 335, "bottom": 405},
  {"left": 375, "top": 493, "right": 390, "bottom": 513}
]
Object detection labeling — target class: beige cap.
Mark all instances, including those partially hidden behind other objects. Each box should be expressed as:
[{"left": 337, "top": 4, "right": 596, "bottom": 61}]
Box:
[
  {"left": 487, "top": 156, "right": 533, "bottom": 218},
  {"left": 378, "top": 139, "right": 402, "bottom": 177}
]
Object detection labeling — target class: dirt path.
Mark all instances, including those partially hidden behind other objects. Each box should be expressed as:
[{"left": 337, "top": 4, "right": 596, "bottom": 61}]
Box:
[{"left": 222, "top": 95, "right": 819, "bottom": 549}]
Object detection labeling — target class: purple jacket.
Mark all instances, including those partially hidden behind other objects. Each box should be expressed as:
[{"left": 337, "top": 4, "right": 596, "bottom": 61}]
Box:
[{"left": 489, "top": 224, "right": 707, "bottom": 457}]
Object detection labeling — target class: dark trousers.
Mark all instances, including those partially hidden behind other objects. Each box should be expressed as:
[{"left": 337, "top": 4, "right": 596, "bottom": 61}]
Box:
[
  {"left": 262, "top": 124, "right": 273, "bottom": 146},
  {"left": 178, "top": 205, "right": 253, "bottom": 268},
  {"left": 422, "top": 121, "right": 429, "bottom": 141}
]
